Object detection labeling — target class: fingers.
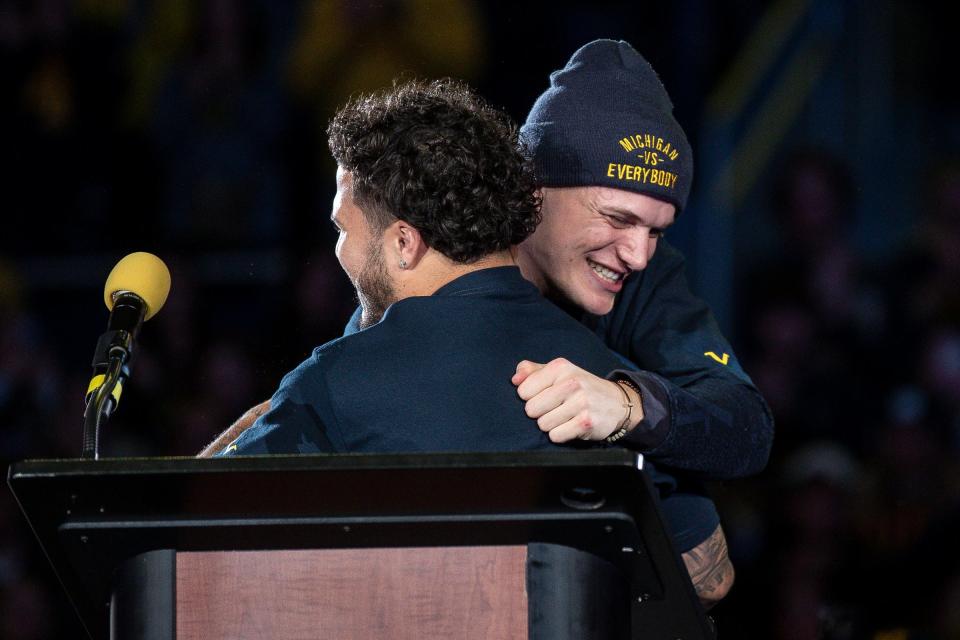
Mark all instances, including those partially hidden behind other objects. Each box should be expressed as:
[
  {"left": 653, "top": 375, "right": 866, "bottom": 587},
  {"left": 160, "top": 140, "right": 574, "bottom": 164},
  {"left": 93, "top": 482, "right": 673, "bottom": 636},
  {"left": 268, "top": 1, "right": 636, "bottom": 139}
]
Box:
[
  {"left": 523, "top": 376, "right": 581, "bottom": 419},
  {"left": 519, "top": 360, "right": 600, "bottom": 442},
  {"left": 538, "top": 404, "right": 594, "bottom": 442},
  {"left": 532, "top": 399, "right": 599, "bottom": 442},
  {"left": 514, "top": 357, "right": 572, "bottom": 400},
  {"left": 511, "top": 359, "right": 544, "bottom": 386},
  {"left": 545, "top": 413, "right": 597, "bottom": 443},
  {"left": 513, "top": 359, "right": 624, "bottom": 442}
]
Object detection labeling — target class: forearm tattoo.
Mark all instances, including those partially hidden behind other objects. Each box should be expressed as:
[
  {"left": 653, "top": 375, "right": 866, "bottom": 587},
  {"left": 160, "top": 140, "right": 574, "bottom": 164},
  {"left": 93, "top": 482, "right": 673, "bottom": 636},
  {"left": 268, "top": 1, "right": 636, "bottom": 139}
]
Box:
[{"left": 681, "top": 525, "right": 734, "bottom": 607}]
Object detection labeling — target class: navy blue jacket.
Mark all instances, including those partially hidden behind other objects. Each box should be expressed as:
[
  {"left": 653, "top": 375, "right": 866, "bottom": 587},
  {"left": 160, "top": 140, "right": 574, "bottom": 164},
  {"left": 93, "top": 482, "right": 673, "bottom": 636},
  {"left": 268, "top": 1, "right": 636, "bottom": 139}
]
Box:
[{"left": 221, "top": 266, "right": 718, "bottom": 552}]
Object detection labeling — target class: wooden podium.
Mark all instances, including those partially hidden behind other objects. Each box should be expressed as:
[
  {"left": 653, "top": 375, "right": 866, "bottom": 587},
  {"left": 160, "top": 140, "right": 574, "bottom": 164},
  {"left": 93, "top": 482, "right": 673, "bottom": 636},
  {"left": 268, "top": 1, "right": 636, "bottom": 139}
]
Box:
[{"left": 8, "top": 450, "right": 715, "bottom": 639}]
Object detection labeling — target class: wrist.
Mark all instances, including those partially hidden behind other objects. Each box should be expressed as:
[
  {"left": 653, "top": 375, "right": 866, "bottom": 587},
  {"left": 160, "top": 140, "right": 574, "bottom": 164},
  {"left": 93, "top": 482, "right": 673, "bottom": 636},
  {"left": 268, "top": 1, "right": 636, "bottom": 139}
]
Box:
[
  {"left": 605, "top": 378, "right": 644, "bottom": 443},
  {"left": 619, "top": 378, "right": 644, "bottom": 429}
]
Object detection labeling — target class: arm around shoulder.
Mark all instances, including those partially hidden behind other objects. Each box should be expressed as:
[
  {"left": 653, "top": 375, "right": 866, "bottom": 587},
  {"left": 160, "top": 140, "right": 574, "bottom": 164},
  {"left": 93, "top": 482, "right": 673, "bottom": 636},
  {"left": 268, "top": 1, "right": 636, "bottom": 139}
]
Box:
[
  {"left": 602, "top": 241, "right": 774, "bottom": 478},
  {"left": 196, "top": 399, "right": 272, "bottom": 458}
]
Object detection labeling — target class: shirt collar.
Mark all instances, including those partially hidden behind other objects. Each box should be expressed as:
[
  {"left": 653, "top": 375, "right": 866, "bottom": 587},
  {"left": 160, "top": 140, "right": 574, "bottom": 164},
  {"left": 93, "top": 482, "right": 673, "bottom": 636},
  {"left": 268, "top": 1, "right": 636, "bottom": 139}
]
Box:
[{"left": 431, "top": 266, "right": 540, "bottom": 298}]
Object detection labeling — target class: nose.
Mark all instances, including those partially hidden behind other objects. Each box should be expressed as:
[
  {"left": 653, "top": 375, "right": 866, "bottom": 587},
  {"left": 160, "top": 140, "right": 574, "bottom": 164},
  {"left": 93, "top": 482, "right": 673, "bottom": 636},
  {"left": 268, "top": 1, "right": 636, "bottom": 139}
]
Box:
[{"left": 615, "top": 228, "right": 653, "bottom": 271}]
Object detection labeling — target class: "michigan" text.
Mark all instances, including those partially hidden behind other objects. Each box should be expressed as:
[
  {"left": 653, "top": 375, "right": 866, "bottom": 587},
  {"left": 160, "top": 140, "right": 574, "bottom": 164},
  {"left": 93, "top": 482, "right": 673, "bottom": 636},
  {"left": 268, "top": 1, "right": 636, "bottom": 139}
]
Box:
[{"left": 618, "top": 134, "right": 680, "bottom": 161}]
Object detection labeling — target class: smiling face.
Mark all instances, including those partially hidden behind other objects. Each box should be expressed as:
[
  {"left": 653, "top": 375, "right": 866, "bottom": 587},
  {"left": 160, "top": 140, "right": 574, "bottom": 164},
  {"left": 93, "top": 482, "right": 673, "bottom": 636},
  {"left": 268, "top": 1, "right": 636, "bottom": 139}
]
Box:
[{"left": 517, "top": 186, "right": 676, "bottom": 315}]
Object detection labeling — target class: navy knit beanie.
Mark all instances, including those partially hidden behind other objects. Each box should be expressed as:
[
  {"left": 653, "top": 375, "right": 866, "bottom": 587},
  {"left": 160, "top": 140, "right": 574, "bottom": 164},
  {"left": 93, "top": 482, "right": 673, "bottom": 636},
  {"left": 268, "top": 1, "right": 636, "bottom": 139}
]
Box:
[{"left": 521, "top": 39, "right": 693, "bottom": 212}]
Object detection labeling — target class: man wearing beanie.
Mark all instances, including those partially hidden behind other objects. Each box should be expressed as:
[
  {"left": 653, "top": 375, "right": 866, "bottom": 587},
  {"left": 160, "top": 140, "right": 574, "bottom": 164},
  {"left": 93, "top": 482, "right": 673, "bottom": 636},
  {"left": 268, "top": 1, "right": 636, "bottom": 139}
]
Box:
[{"left": 512, "top": 39, "right": 773, "bottom": 605}]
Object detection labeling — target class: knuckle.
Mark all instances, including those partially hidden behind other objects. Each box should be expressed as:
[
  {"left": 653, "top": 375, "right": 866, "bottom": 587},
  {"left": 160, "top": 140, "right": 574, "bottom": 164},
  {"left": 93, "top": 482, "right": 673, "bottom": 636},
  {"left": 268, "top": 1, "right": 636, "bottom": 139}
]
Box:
[{"left": 578, "top": 412, "right": 593, "bottom": 431}]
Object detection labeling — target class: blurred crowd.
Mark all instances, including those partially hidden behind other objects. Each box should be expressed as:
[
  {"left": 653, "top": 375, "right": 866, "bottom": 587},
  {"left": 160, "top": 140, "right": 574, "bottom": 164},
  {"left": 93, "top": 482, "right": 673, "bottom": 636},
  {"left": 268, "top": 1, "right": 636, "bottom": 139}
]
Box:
[
  {"left": 717, "top": 152, "right": 960, "bottom": 638},
  {"left": 1, "top": 1, "right": 958, "bottom": 638}
]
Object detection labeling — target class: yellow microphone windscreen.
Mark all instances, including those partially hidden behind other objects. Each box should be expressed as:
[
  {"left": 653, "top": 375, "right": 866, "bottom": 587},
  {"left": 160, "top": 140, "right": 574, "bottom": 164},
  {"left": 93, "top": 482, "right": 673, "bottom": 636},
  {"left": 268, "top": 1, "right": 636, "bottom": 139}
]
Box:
[{"left": 103, "top": 252, "right": 171, "bottom": 321}]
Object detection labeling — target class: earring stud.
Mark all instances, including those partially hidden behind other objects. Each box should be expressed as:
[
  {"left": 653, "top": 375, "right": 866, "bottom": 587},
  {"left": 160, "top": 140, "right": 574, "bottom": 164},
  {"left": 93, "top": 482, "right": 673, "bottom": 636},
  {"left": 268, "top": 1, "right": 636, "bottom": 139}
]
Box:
[{"left": 399, "top": 259, "right": 407, "bottom": 269}]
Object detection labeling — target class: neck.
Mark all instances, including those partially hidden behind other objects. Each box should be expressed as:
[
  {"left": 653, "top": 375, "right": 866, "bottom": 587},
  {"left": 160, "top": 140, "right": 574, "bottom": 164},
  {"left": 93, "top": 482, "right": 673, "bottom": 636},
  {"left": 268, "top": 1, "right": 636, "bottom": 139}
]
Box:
[
  {"left": 514, "top": 244, "right": 547, "bottom": 294},
  {"left": 398, "top": 250, "right": 516, "bottom": 298}
]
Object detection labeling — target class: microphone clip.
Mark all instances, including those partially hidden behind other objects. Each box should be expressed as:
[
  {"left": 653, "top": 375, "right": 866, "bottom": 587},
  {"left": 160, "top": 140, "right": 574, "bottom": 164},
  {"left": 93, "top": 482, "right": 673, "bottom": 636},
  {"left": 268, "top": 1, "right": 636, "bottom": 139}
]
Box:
[{"left": 90, "top": 330, "right": 135, "bottom": 374}]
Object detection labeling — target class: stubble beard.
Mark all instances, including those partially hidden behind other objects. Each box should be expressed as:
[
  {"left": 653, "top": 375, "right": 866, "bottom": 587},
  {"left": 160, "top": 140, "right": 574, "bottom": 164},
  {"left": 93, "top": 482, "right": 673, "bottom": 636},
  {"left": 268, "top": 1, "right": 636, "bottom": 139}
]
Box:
[{"left": 355, "top": 240, "right": 397, "bottom": 329}]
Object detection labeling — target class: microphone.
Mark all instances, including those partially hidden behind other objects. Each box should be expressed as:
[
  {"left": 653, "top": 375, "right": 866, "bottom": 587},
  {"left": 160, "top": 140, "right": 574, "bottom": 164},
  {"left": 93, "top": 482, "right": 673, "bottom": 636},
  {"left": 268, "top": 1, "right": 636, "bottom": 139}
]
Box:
[{"left": 83, "top": 252, "right": 171, "bottom": 458}]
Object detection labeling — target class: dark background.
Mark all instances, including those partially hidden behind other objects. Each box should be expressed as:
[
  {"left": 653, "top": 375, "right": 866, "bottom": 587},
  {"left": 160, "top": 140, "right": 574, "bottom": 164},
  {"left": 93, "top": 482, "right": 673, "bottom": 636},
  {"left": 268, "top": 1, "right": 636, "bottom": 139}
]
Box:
[{"left": 2, "top": 1, "right": 959, "bottom": 637}]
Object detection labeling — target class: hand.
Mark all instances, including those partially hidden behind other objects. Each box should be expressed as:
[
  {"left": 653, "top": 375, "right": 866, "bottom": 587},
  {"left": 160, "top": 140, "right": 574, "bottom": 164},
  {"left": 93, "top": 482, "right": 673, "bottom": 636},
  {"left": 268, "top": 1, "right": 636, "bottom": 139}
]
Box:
[{"left": 511, "top": 358, "right": 641, "bottom": 443}]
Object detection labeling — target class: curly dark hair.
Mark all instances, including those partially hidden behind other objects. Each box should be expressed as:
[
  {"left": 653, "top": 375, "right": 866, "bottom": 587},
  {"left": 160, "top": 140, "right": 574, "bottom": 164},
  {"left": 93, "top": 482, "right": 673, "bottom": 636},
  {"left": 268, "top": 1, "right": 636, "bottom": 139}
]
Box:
[{"left": 327, "top": 78, "right": 541, "bottom": 263}]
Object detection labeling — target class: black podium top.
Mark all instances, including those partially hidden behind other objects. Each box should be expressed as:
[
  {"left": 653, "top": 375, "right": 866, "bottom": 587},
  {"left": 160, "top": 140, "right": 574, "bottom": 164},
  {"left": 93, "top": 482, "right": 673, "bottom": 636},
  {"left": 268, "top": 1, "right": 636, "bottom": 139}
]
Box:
[{"left": 9, "top": 449, "right": 712, "bottom": 640}]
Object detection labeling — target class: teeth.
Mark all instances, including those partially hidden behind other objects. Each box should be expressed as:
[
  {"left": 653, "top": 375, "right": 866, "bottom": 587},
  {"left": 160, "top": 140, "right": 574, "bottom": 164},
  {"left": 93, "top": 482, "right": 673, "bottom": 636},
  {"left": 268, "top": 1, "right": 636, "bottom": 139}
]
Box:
[{"left": 588, "top": 259, "right": 622, "bottom": 282}]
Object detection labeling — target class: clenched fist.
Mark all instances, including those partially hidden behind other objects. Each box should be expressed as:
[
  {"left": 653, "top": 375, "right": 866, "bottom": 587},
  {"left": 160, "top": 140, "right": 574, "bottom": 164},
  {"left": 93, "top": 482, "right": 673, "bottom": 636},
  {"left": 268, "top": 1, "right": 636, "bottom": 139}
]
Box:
[{"left": 511, "top": 358, "right": 643, "bottom": 443}]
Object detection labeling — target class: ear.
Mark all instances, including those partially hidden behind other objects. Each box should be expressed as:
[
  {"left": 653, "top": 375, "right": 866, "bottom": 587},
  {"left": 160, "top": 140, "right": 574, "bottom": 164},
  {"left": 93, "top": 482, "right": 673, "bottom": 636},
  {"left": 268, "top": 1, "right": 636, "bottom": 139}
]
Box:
[{"left": 385, "top": 220, "right": 429, "bottom": 269}]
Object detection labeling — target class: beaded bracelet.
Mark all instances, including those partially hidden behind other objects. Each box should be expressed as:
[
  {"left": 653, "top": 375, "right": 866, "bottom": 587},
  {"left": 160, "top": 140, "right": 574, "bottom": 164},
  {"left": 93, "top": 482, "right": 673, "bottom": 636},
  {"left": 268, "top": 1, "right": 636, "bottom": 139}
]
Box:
[{"left": 605, "top": 378, "right": 642, "bottom": 443}]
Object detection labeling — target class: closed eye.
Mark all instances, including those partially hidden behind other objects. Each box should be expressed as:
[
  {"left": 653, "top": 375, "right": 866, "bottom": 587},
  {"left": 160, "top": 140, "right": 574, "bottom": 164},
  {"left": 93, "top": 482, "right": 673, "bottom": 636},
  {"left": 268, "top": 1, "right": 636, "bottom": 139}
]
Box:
[
  {"left": 603, "top": 213, "right": 665, "bottom": 238},
  {"left": 602, "top": 213, "right": 632, "bottom": 229}
]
